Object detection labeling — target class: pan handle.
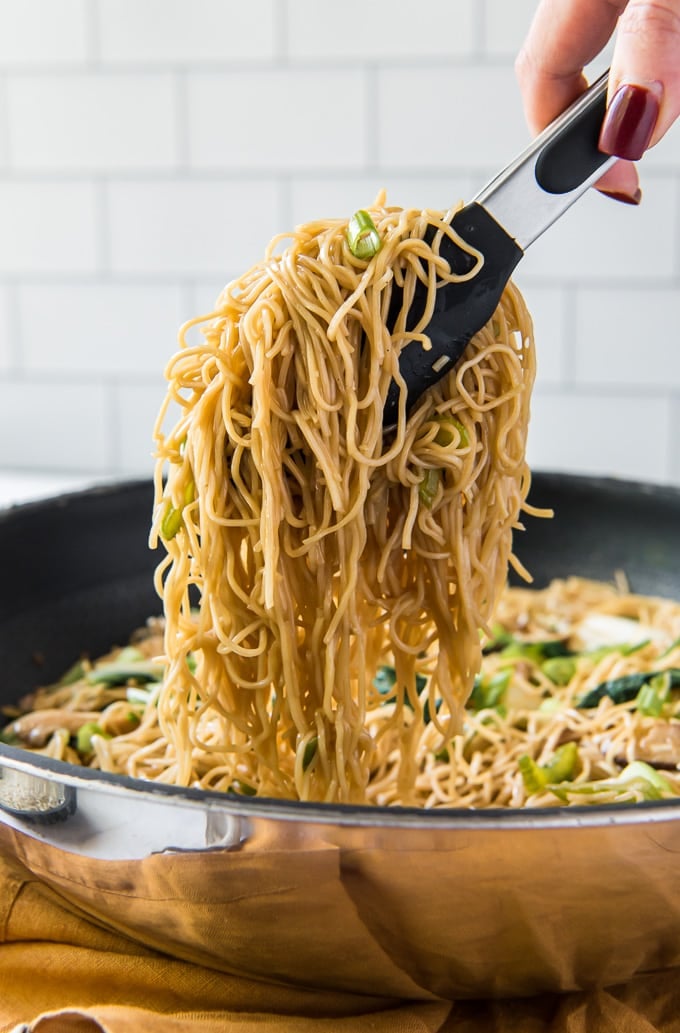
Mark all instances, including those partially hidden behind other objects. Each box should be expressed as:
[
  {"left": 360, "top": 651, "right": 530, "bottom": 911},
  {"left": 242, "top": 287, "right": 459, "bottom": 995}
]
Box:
[{"left": 0, "top": 764, "right": 76, "bottom": 824}]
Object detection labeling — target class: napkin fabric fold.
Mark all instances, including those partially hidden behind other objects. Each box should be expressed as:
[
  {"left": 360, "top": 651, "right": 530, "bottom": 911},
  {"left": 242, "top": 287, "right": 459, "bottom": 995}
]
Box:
[{"left": 2, "top": 851, "right": 680, "bottom": 1033}]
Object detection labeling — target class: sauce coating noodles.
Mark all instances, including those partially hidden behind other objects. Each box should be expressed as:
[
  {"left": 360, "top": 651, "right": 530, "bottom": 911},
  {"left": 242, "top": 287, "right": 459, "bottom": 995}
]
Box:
[{"left": 144, "top": 201, "right": 535, "bottom": 803}]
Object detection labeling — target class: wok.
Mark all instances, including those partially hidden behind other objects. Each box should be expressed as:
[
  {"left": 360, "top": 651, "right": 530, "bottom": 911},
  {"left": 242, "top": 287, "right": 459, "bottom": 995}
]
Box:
[{"left": 1, "top": 472, "right": 680, "bottom": 1000}]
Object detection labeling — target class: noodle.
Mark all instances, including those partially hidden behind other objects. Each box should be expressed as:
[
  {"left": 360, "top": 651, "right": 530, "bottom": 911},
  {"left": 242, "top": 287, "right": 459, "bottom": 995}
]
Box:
[
  {"left": 11, "top": 199, "right": 679, "bottom": 809},
  {"left": 136, "top": 198, "right": 536, "bottom": 804},
  {"left": 7, "top": 578, "right": 680, "bottom": 808}
]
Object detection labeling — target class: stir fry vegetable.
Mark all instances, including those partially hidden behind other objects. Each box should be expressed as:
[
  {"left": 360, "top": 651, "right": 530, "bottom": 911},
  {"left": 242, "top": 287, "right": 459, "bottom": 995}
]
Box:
[{"left": 4, "top": 579, "right": 680, "bottom": 809}]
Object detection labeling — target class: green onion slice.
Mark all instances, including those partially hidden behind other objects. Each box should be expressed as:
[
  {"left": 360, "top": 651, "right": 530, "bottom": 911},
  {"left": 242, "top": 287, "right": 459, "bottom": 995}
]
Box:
[{"left": 347, "top": 210, "right": 383, "bottom": 260}]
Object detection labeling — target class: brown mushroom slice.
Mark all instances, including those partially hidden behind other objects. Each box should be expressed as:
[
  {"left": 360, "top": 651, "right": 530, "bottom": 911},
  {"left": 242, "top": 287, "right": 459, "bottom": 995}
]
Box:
[
  {"left": 634, "top": 721, "right": 680, "bottom": 769},
  {"left": 8, "top": 709, "right": 103, "bottom": 748}
]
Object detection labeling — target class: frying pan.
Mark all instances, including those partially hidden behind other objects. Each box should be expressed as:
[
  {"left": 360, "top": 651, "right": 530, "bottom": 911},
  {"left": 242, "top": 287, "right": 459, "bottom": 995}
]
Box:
[{"left": 1, "top": 472, "right": 680, "bottom": 1000}]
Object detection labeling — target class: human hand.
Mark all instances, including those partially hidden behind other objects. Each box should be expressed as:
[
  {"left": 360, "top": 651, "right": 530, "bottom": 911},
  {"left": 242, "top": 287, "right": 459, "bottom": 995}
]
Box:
[{"left": 516, "top": 0, "right": 680, "bottom": 204}]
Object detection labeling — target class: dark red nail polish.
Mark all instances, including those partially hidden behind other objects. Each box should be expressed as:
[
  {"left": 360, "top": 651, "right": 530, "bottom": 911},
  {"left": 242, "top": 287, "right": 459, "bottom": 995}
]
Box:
[
  {"left": 599, "top": 83, "right": 661, "bottom": 160},
  {"left": 598, "top": 187, "right": 642, "bottom": 206}
]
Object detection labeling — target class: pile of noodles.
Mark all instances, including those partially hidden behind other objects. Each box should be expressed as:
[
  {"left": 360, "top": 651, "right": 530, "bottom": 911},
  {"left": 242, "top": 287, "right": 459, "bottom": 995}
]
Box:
[
  {"left": 141, "top": 199, "right": 536, "bottom": 804},
  {"left": 7, "top": 577, "right": 680, "bottom": 808},
  {"left": 4, "top": 200, "right": 540, "bottom": 807}
]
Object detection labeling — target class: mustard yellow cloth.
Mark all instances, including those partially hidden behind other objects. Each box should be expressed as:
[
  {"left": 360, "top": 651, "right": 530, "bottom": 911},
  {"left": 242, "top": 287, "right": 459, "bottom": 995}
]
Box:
[{"left": 2, "top": 851, "right": 680, "bottom": 1033}]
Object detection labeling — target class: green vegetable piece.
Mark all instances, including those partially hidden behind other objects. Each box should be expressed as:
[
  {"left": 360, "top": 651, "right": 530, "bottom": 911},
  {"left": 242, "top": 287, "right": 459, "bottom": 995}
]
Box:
[
  {"left": 538, "top": 697, "right": 564, "bottom": 715},
  {"left": 434, "top": 416, "right": 469, "bottom": 449},
  {"left": 543, "top": 741, "right": 578, "bottom": 783},
  {"left": 422, "top": 693, "right": 441, "bottom": 724},
  {"left": 0, "top": 727, "right": 20, "bottom": 746},
  {"left": 87, "top": 659, "right": 165, "bottom": 687},
  {"left": 469, "top": 668, "right": 511, "bottom": 711},
  {"left": 579, "top": 668, "right": 680, "bottom": 709},
  {"left": 228, "top": 780, "right": 257, "bottom": 797},
  {"left": 542, "top": 656, "right": 577, "bottom": 686},
  {"left": 346, "top": 209, "right": 383, "bottom": 260},
  {"left": 374, "top": 665, "right": 397, "bottom": 696},
  {"left": 161, "top": 479, "right": 196, "bottom": 541},
  {"left": 501, "top": 638, "right": 572, "bottom": 664},
  {"left": 302, "top": 737, "right": 318, "bottom": 771},
  {"left": 552, "top": 761, "right": 676, "bottom": 803},
  {"left": 126, "top": 686, "right": 154, "bottom": 705},
  {"left": 58, "top": 658, "right": 86, "bottom": 686},
  {"left": 161, "top": 503, "right": 183, "bottom": 540},
  {"left": 76, "top": 721, "right": 110, "bottom": 755},
  {"left": 518, "top": 754, "right": 547, "bottom": 794},
  {"left": 636, "top": 671, "right": 671, "bottom": 717},
  {"left": 519, "top": 742, "right": 578, "bottom": 794},
  {"left": 620, "top": 761, "right": 675, "bottom": 796},
  {"left": 419, "top": 468, "right": 440, "bottom": 508},
  {"left": 482, "top": 625, "right": 514, "bottom": 655}
]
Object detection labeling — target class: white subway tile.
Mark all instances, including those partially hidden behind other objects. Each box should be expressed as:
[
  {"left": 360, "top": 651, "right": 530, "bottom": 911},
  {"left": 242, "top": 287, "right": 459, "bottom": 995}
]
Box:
[
  {"left": 18, "top": 284, "right": 187, "bottom": 376},
  {"left": 0, "top": 378, "right": 110, "bottom": 472},
  {"left": 0, "top": 287, "right": 10, "bottom": 369},
  {"left": 527, "top": 390, "right": 671, "bottom": 482},
  {"left": 0, "top": 182, "right": 97, "bottom": 272},
  {"left": 515, "top": 282, "right": 566, "bottom": 385},
  {"left": 520, "top": 177, "right": 677, "bottom": 281},
  {"left": 0, "top": 0, "right": 88, "bottom": 65},
  {"left": 573, "top": 287, "right": 680, "bottom": 388},
  {"left": 7, "top": 74, "right": 178, "bottom": 171},
  {"left": 287, "top": 0, "right": 475, "bottom": 60},
  {"left": 289, "top": 174, "right": 475, "bottom": 227},
  {"left": 108, "top": 180, "right": 281, "bottom": 276},
  {"left": 190, "top": 281, "right": 230, "bottom": 316},
  {"left": 113, "top": 380, "right": 168, "bottom": 477},
  {"left": 188, "top": 70, "right": 366, "bottom": 171},
  {"left": 98, "top": 0, "right": 276, "bottom": 63},
  {"left": 483, "top": 0, "right": 539, "bottom": 56},
  {"left": 377, "top": 66, "right": 527, "bottom": 171}
]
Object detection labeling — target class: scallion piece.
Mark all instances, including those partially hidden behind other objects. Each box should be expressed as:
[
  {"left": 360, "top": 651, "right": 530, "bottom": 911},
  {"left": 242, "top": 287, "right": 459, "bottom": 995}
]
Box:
[
  {"left": 347, "top": 210, "right": 382, "bottom": 260},
  {"left": 418, "top": 468, "right": 440, "bottom": 508},
  {"left": 434, "top": 416, "right": 469, "bottom": 449},
  {"left": 518, "top": 741, "right": 578, "bottom": 794},
  {"left": 161, "top": 479, "right": 196, "bottom": 541},
  {"left": 76, "top": 721, "right": 110, "bottom": 755},
  {"left": 636, "top": 671, "right": 671, "bottom": 717},
  {"left": 541, "top": 656, "right": 577, "bottom": 686},
  {"left": 302, "top": 737, "right": 318, "bottom": 771},
  {"left": 87, "top": 659, "right": 165, "bottom": 687}
]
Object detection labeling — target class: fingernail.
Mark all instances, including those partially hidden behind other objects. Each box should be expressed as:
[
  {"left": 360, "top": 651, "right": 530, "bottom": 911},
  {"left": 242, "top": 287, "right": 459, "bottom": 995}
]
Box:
[
  {"left": 599, "top": 82, "right": 662, "bottom": 160},
  {"left": 598, "top": 187, "right": 642, "bottom": 206}
]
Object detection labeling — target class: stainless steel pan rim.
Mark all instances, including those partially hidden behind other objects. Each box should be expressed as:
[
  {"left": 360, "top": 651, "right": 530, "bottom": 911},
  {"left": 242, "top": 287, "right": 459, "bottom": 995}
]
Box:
[{"left": 3, "top": 739, "right": 680, "bottom": 831}]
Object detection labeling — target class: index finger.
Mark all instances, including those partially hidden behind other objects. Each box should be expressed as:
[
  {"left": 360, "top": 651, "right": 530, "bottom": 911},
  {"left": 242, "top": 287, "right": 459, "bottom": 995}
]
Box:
[{"left": 516, "top": 0, "right": 628, "bottom": 133}]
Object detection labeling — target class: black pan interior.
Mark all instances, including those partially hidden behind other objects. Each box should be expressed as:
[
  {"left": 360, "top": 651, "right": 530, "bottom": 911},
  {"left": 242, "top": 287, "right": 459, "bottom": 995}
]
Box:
[{"left": 1, "top": 473, "right": 679, "bottom": 703}]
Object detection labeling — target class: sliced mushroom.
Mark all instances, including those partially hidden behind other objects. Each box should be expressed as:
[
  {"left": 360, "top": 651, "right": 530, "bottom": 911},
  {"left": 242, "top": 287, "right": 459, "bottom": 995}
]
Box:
[{"left": 8, "top": 709, "right": 103, "bottom": 748}]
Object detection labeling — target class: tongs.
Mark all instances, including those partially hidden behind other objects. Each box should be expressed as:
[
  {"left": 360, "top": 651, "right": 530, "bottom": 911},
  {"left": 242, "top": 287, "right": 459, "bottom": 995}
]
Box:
[{"left": 385, "top": 68, "right": 615, "bottom": 427}]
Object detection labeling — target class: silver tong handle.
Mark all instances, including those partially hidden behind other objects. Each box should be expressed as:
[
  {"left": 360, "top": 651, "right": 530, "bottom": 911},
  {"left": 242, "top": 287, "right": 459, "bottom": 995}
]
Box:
[{"left": 475, "top": 69, "right": 616, "bottom": 251}]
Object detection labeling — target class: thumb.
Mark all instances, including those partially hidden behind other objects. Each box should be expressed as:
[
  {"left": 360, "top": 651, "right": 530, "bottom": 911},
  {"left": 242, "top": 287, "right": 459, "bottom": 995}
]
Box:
[{"left": 603, "top": 0, "right": 680, "bottom": 155}]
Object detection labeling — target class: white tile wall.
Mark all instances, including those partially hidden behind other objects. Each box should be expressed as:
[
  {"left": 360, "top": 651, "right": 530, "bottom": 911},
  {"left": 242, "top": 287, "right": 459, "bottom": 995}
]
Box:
[
  {"left": 0, "top": 183, "right": 98, "bottom": 273},
  {"left": 377, "top": 66, "right": 529, "bottom": 170},
  {"left": 0, "top": 379, "right": 110, "bottom": 471},
  {"left": 98, "top": 0, "right": 277, "bottom": 64},
  {"left": 0, "top": 0, "right": 89, "bottom": 66},
  {"left": 7, "top": 74, "right": 179, "bottom": 171},
  {"left": 18, "top": 284, "right": 186, "bottom": 375},
  {"left": 0, "top": 0, "right": 677, "bottom": 492},
  {"left": 0, "top": 286, "right": 10, "bottom": 370},
  {"left": 527, "top": 391, "right": 672, "bottom": 482},
  {"left": 187, "top": 70, "right": 367, "bottom": 170},
  {"left": 107, "top": 180, "right": 281, "bottom": 276},
  {"left": 286, "top": 0, "right": 476, "bottom": 61}
]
